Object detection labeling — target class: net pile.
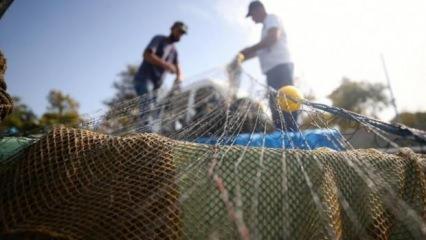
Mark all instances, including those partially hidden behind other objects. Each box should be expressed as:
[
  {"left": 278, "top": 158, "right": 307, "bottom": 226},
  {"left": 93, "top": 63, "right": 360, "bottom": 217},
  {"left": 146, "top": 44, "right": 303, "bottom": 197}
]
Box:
[
  {"left": 1, "top": 48, "right": 426, "bottom": 239},
  {"left": 1, "top": 127, "right": 425, "bottom": 239}
]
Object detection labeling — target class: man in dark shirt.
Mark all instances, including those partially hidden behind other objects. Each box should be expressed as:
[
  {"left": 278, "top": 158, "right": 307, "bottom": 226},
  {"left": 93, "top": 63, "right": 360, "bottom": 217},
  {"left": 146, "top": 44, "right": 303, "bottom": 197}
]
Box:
[
  {"left": 134, "top": 21, "right": 187, "bottom": 129},
  {"left": 134, "top": 21, "right": 187, "bottom": 96}
]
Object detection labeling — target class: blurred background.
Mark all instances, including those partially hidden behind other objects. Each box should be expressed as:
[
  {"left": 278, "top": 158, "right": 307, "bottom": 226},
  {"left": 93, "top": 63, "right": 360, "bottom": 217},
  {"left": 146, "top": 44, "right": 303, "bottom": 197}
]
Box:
[{"left": 1, "top": 0, "right": 425, "bottom": 135}]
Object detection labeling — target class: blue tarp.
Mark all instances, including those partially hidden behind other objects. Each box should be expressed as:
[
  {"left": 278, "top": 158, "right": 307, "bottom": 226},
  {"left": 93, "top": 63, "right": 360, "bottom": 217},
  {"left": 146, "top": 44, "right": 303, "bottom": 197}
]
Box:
[{"left": 195, "top": 129, "right": 345, "bottom": 150}]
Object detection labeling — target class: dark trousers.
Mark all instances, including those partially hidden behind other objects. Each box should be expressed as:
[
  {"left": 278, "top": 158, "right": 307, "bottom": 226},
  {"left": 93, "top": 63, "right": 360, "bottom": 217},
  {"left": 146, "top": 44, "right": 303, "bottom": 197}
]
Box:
[
  {"left": 266, "top": 63, "right": 299, "bottom": 132},
  {"left": 134, "top": 66, "right": 163, "bottom": 95},
  {"left": 134, "top": 75, "right": 162, "bottom": 126}
]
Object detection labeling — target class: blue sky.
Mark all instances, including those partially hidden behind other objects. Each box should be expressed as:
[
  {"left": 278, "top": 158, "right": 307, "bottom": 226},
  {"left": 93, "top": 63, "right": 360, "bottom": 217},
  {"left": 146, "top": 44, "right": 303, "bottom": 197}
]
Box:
[
  {"left": 1, "top": 0, "right": 256, "bottom": 115},
  {"left": 1, "top": 0, "right": 425, "bottom": 119}
]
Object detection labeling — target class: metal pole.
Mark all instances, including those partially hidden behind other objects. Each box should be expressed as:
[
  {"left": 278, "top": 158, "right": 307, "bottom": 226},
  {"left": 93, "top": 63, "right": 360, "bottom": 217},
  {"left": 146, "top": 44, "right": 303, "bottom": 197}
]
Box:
[{"left": 380, "top": 53, "right": 399, "bottom": 122}]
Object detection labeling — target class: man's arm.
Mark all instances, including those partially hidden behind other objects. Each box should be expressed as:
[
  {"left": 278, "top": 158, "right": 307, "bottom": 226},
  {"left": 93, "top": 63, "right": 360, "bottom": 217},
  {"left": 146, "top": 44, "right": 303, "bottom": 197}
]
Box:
[
  {"left": 175, "top": 63, "right": 182, "bottom": 82},
  {"left": 143, "top": 50, "right": 176, "bottom": 73},
  {"left": 142, "top": 36, "right": 176, "bottom": 73},
  {"left": 240, "top": 27, "right": 280, "bottom": 61},
  {"left": 173, "top": 51, "right": 181, "bottom": 82}
]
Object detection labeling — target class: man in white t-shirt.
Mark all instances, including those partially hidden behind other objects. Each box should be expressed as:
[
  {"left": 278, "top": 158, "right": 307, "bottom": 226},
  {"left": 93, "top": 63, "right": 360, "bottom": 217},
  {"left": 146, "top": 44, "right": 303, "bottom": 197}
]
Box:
[{"left": 239, "top": 1, "right": 298, "bottom": 131}]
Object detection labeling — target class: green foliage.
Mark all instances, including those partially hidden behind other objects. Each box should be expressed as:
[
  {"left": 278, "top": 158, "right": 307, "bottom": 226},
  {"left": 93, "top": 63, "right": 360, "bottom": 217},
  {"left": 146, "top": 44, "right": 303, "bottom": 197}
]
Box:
[
  {"left": 39, "top": 90, "right": 82, "bottom": 128},
  {"left": 392, "top": 112, "right": 426, "bottom": 130},
  {"left": 328, "top": 77, "right": 390, "bottom": 118},
  {"left": 101, "top": 65, "right": 138, "bottom": 133},
  {"left": 39, "top": 112, "right": 81, "bottom": 128},
  {"left": 0, "top": 90, "right": 82, "bottom": 135},
  {"left": 46, "top": 89, "right": 79, "bottom": 115},
  {"left": 0, "top": 96, "right": 39, "bottom": 135},
  {"left": 104, "top": 65, "right": 138, "bottom": 108}
]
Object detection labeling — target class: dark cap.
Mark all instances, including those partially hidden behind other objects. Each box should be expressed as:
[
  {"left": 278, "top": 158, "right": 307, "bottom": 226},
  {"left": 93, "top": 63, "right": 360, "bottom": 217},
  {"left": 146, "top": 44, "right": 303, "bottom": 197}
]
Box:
[
  {"left": 246, "top": 1, "right": 264, "bottom": 17},
  {"left": 171, "top": 21, "right": 188, "bottom": 34}
]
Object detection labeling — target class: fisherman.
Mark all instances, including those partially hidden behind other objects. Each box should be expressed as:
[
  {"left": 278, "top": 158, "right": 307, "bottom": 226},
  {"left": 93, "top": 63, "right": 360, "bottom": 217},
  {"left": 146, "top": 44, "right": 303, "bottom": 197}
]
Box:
[
  {"left": 237, "top": 1, "right": 298, "bottom": 131},
  {"left": 134, "top": 21, "right": 188, "bottom": 128}
]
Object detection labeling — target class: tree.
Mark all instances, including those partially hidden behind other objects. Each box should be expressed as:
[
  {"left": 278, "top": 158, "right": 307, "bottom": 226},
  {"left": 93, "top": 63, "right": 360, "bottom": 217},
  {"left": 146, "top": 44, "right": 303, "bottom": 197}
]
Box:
[
  {"left": 39, "top": 90, "right": 81, "bottom": 128},
  {"left": 392, "top": 112, "right": 426, "bottom": 130},
  {"left": 104, "top": 65, "right": 138, "bottom": 108},
  {"left": 0, "top": 96, "right": 39, "bottom": 135},
  {"left": 101, "top": 65, "right": 138, "bottom": 133},
  {"left": 328, "top": 78, "right": 390, "bottom": 118},
  {"left": 46, "top": 89, "right": 79, "bottom": 114}
]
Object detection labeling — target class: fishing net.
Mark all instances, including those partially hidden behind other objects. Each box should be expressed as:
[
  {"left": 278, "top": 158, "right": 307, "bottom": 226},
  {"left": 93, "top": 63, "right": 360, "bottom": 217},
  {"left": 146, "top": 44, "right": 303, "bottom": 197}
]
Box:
[
  {"left": 1, "top": 55, "right": 426, "bottom": 239},
  {"left": 0, "top": 127, "right": 425, "bottom": 240}
]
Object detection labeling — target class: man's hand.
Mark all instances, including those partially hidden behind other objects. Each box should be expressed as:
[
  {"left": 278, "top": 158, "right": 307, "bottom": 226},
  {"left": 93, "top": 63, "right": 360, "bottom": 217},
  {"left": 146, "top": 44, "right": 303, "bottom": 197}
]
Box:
[
  {"left": 240, "top": 48, "right": 252, "bottom": 59},
  {"left": 171, "top": 78, "right": 182, "bottom": 92},
  {"left": 144, "top": 50, "right": 177, "bottom": 74},
  {"left": 174, "top": 77, "right": 182, "bottom": 84},
  {"left": 239, "top": 47, "right": 257, "bottom": 61},
  {"left": 228, "top": 53, "right": 244, "bottom": 70},
  {"left": 236, "top": 53, "right": 245, "bottom": 64},
  {"left": 163, "top": 62, "right": 177, "bottom": 74}
]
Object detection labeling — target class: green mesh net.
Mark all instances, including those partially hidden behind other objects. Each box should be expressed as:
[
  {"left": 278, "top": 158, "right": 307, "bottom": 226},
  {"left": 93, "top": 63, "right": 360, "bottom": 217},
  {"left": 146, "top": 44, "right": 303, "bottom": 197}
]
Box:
[
  {"left": 1, "top": 37, "right": 426, "bottom": 239},
  {"left": 1, "top": 127, "right": 425, "bottom": 239}
]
